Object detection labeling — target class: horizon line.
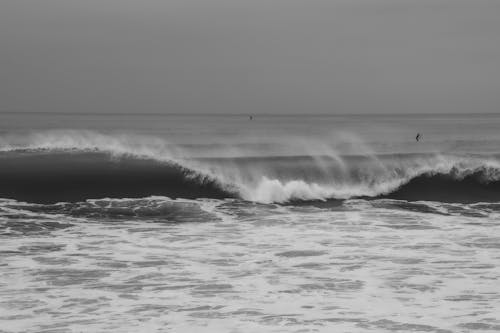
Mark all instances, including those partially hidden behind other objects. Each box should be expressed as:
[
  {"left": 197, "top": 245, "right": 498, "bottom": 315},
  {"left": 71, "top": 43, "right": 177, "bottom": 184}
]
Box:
[{"left": 1, "top": 110, "right": 499, "bottom": 117}]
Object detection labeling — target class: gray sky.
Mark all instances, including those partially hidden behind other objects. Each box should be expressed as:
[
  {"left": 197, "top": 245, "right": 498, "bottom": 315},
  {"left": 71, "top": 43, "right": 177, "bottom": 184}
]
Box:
[{"left": 1, "top": 0, "right": 500, "bottom": 114}]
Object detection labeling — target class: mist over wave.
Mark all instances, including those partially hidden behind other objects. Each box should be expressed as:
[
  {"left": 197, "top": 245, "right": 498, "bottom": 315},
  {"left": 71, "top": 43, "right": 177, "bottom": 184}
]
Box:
[{"left": 1, "top": 130, "right": 500, "bottom": 204}]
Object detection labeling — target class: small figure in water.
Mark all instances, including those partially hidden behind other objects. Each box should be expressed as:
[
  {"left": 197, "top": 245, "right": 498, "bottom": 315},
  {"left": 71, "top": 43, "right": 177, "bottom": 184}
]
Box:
[
  {"left": 416, "top": 133, "right": 421, "bottom": 142},
  {"left": 249, "top": 115, "right": 253, "bottom": 120}
]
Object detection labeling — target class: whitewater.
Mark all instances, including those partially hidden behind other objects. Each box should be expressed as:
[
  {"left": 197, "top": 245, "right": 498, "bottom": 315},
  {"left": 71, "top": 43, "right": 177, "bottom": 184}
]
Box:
[{"left": 1, "top": 113, "right": 500, "bottom": 332}]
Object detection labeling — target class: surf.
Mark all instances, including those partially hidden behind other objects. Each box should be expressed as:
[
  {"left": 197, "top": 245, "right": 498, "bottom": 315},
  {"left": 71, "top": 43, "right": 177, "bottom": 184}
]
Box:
[{"left": 1, "top": 130, "right": 500, "bottom": 204}]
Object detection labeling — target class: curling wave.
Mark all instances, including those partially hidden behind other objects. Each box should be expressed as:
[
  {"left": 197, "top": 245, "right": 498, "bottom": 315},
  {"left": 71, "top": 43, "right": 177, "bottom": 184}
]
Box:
[{"left": 1, "top": 130, "right": 500, "bottom": 204}]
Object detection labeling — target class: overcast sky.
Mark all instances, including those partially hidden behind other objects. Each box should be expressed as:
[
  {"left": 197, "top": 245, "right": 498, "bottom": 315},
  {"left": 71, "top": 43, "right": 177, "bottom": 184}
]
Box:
[{"left": 1, "top": 0, "right": 500, "bottom": 114}]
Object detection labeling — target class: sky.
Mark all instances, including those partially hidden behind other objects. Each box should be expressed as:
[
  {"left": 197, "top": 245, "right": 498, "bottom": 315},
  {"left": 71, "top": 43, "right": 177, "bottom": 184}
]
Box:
[{"left": 1, "top": 0, "right": 500, "bottom": 115}]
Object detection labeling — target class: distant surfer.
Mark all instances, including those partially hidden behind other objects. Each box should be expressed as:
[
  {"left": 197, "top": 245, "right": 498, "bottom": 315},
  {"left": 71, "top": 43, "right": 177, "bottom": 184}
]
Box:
[
  {"left": 249, "top": 115, "right": 253, "bottom": 120},
  {"left": 416, "top": 133, "right": 421, "bottom": 142}
]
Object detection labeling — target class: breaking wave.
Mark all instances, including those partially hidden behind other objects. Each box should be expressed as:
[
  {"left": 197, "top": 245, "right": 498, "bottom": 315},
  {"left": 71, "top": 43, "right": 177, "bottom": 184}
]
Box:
[{"left": 1, "top": 130, "right": 500, "bottom": 204}]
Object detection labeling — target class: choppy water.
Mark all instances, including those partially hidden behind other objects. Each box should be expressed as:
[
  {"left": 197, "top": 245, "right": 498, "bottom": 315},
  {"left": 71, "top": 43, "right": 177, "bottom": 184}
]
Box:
[
  {"left": 1, "top": 113, "right": 500, "bottom": 332},
  {"left": 2, "top": 198, "right": 500, "bottom": 332}
]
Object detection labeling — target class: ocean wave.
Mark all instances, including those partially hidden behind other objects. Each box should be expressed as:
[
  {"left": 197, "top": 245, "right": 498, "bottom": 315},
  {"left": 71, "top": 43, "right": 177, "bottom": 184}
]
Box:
[{"left": 1, "top": 130, "right": 500, "bottom": 204}]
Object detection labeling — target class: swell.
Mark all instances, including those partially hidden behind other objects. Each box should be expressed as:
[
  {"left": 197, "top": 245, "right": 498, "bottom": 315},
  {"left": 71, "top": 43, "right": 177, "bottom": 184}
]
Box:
[
  {"left": 1, "top": 130, "right": 500, "bottom": 204},
  {"left": 1, "top": 150, "right": 500, "bottom": 204}
]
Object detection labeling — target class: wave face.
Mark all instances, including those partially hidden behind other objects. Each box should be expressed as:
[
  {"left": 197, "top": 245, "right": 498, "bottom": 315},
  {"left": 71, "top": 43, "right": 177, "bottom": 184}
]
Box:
[
  {"left": 1, "top": 130, "right": 500, "bottom": 204},
  {"left": 0, "top": 150, "right": 234, "bottom": 204},
  {"left": 379, "top": 169, "right": 500, "bottom": 203}
]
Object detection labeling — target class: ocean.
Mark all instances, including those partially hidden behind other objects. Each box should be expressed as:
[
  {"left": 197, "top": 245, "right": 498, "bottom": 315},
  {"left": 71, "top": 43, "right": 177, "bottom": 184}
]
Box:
[{"left": 1, "top": 112, "right": 500, "bottom": 332}]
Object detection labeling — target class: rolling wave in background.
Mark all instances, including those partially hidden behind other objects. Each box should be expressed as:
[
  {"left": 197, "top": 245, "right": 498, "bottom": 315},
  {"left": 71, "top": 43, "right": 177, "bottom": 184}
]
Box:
[{"left": 1, "top": 130, "right": 500, "bottom": 204}]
